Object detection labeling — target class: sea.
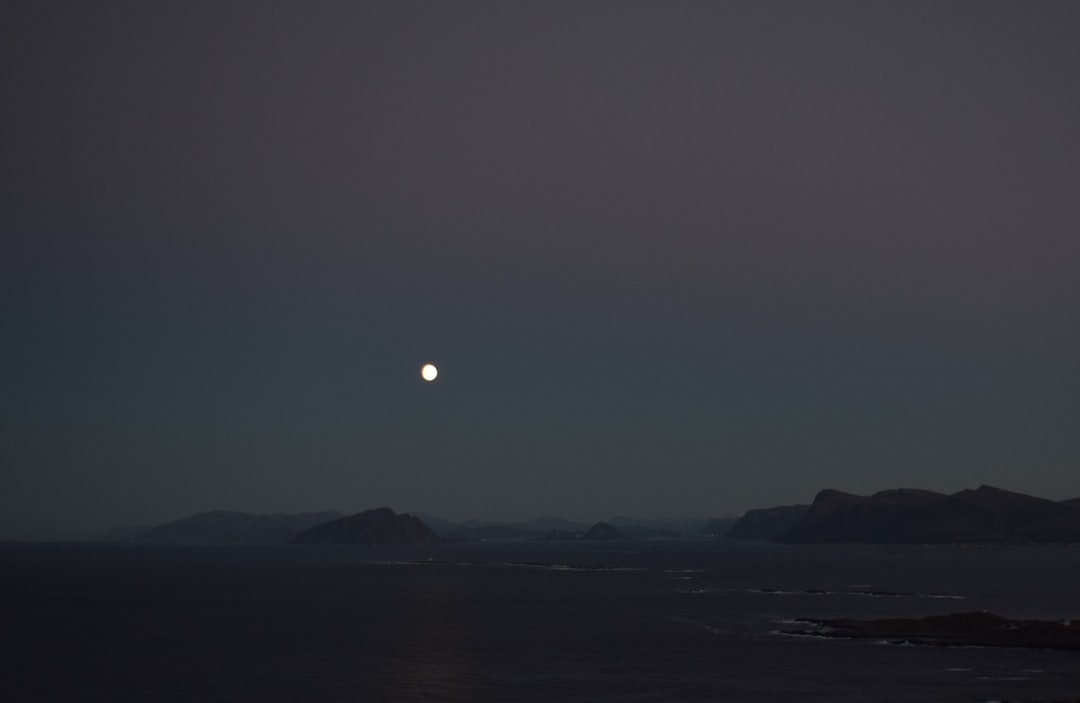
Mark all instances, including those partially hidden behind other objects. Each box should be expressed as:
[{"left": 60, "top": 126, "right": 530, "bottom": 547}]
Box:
[{"left": 3, "top": 539, "right": 1078, "bottom": 702}]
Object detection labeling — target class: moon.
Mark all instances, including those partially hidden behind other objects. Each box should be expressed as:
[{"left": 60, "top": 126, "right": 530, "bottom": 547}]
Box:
[{"left": 420, "top": 363, "right": 438, "bottom": 382}]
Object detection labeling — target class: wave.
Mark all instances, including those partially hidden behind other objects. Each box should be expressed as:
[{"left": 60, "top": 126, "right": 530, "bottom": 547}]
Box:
[
  {"left": 771, "top": 630, "right": 852, "bottom": 641},
  {"left": 504, "top": 561, "right": 646, "bottom": 572}
]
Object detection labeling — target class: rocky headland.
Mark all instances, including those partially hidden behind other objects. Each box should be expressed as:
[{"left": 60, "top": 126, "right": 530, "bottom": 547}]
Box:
[
  {"left": 723, "top": 505, "right": 810, "bottom": 540},
  {"left": 727, "top": 485, "right": 1080, "bottom": 544}
]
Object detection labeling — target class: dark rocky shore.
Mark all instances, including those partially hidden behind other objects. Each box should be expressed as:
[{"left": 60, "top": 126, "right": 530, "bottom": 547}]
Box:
[{"left": 783, "top": 611, "right": 1080, "bottom": 650}]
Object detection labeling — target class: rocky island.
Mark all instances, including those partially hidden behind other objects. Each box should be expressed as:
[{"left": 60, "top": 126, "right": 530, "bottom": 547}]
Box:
[
  {"left": 782, "top": 611, "right": 1080, "bottom": 650},
  {"left": 290, "top": 508, "right": 441, "bottom": 545}
]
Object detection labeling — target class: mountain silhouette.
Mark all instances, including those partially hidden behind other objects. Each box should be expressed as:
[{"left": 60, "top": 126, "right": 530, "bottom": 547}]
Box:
[
  {"left": 724, "top": 505, "right": 809, "bottom": 540},
  {"left": 136, "top": 511, "right": 344, "bottom": 545},
  {"left": 291, "top": 508, "right": 441, "bottom": 545},
  {"left": 582, "top": 522, "right": 625, "bottom": 540},
  {"left": 776, "top": 485, "right": 1080, "bottom": 543}
]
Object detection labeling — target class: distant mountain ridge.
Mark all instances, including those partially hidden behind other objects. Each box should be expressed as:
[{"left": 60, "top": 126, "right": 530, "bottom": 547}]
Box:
[
  {"left": 699, "top": 516, "right": 739, "bottom": 537},
  {"left": 736, "top": 485, "right": 1080, "bottom": 544},
  {"left": 444, "top": 524, "right": 539, "bottom": 542},
  {"left": 432, "top": 516, "right": 711, "bottom": 541},
  {"left": 583, "top": 522, "right": 625, "bottom": 540},
  {"left": 107, "top": 487, "right": 1080, "bottom": 547},
  {"left": 291, "top": 508, "right": 441, "bottom": 545},
  {"left": 136, "top": 511, "right": 344, "bottom": 545},
  {"left": 119, "top": 510, "right": 713, "bottom": 546},
  {"left": 607, "top": 515, "right": 712, "bottom": 536}
]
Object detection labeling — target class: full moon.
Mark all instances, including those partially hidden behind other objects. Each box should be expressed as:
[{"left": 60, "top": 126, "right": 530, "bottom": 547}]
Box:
[{"left": 421, "top": 363, "right": 438, "bottom": 382}]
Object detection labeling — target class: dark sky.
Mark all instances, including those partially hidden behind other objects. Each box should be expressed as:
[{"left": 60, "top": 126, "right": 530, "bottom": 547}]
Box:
[{"left": 3, "top": 1, "right": 1079, "bottom": 537}]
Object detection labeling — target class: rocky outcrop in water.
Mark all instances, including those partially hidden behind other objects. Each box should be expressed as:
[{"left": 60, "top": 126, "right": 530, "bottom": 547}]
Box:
[{"left": 783, "top": 611, "right": 1080, "bottom": 650}]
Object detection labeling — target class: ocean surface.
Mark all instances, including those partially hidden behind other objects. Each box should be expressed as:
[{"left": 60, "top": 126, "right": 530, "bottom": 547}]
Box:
[{"left": 3, "top": 540, "right": 1079, "bottom": 702}]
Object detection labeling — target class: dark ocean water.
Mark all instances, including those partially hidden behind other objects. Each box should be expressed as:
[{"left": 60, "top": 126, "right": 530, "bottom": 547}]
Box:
[{"left": 2, "top": 540, "right": 1078, "bottom": 702}]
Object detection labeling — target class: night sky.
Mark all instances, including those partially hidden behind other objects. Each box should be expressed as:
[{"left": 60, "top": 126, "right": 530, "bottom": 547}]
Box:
[{"left": 3, "top": 1, "right": 1079, "bottom": 538}]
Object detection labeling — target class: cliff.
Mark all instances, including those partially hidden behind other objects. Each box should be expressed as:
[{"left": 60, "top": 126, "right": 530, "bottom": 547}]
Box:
[
  {"left": 724, "top": 505, "right": 810, "bottom": 540},
  {"left": 778, "top": 485, "right": 1080, "bottom": 544}
]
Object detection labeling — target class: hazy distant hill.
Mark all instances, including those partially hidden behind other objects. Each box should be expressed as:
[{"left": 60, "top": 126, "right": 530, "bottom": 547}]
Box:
[
  {"left": 608, "top": 516, "right": 710, "bottom": 536},
  {"left": 699, "top": 516, "right": 740, "bottom": 537},
  {"left": 777, "top": 485, "right": 1080, "bottom": 544},
  {"left": 616, "top": 525, "right": 679, "bottom": 538},
  {"left": 137, "top": 511, "right": 344, "bottom": 545},
  {"left": 444, "top": 524, "right": 540, "bottom": 541},
  {"left": 724, "top": 505, "right": 810, "bottom": 540},
  {"left": 291, "top": 508, "right": 440, "bottom": 545},
  {"left": 543, "top": 529, "right": 585, "bottom": 541},
  {"left": 403, "top": 515, "right": 705, "bottom": 542},
  {"left": 441, "top": 517, "right": 593, "bottom": 542},
  {"left": 583, "top": 522, "right": 625, "bottom": 540},
  {"left": 435, "top": 517, "right": 692, "bottom": 542},
  {"left": 413, "top": 513, "right": 459, "bottom": 536},
  {"left": 513, "top": 516, "right": 592, "bottom": 533},
  {"left": 96, "top": 525, "right": 154, "bottom": 543}
]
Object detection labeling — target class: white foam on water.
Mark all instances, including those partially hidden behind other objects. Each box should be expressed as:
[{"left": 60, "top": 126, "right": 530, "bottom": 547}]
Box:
[{"left": 772, "top": 630, "right": 852, "bottom": 641}]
